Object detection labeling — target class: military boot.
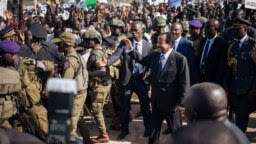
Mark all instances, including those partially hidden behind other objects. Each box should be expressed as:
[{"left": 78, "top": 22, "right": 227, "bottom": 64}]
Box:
[{"left": 91, "top": 131, "right": 110, "bottom": 143}]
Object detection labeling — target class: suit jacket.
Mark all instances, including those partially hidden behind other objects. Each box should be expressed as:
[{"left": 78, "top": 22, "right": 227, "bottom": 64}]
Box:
[
  {"left": 131, "top": 50, "right": 190, "bottom": 112},
  {"left": 176, "top": 37, "right": 198, "bottom": 84},
  {"left": 107, "top": 37, "right": 152, "bottom": 86},
  {"left": 197, "top": 36, "right": 228, "bottom": 85}
]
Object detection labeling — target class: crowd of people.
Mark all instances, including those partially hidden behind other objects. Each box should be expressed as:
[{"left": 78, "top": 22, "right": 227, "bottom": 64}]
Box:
[{"left": 0, "top": 0, "right": 256, "bottom": 143}]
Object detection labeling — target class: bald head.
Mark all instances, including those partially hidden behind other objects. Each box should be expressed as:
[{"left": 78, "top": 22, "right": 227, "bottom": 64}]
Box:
[
  {"left": 184, "top": 82, "right": 228, "bottom": 123},
  {"left": 205, "top": 19, "right": 220, "bottom": 38}
]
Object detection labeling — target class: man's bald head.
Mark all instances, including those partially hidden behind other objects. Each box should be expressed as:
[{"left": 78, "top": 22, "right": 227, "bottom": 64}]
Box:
[
  {"left": 184, "top": 82, "right": 228, "bottom": 123},
  {"left": 205, "top": 19, "right": 220, "bottom": 38}
]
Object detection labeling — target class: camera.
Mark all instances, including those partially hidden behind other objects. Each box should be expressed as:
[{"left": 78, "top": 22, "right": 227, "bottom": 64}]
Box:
[{"left": 47, "top": 78, "right": 77, "bottom": 143}]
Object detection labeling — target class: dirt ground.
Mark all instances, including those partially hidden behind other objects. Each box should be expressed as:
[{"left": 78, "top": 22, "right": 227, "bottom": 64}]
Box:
[{"left": 85, "top": 102, "right": 256, "bottom": 144}]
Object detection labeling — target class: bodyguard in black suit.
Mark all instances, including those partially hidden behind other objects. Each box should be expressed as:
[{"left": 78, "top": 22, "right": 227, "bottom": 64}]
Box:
[
  {"left": 197, "top": 19, "right": 228, "bottom": 85},
  {"left": 129, "top": 33, "right": 190, "bottom": 144},
  {"left": 97, "top": 21, "right": 152, "bottom": 139}
]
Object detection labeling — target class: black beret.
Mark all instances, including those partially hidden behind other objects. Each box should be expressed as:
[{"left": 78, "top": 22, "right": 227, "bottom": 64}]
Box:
[{"left": 30, "top": 23, "right": 47, "bottom": 38}]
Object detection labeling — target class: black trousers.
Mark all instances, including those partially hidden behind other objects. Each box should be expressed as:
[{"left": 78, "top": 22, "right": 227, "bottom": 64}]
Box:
[
  {"left": 233, "top": 94, "right": 255, "bottom": 132},
  {"left": 120, "top": 74, "right": 151, "bottom": 131},
  {"left": 148, "top": 107, "right": 182, "bottom": 144}
]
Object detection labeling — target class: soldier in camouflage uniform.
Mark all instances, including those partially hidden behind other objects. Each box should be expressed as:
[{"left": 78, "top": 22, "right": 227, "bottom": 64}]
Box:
[
  {"left": 86, "top": 29, "right": 112, "bottom": 143},
  {"left": 0, "top": 40, "right": 21, "bottom": 131},
  {"left": 227, "top": 18, "right": 256, "bottom": 132},
  {"left": 0, "top": 39, "right": 54, "bottom": 142},
  {"left": 51, "top": 32, "right": 91, "bottom": 143},
  {"left": 151, "top": 16, "right": 166, "bottom": 49},
  {"left": 103, "top": 18, "right": 126, "bottom": 130}
]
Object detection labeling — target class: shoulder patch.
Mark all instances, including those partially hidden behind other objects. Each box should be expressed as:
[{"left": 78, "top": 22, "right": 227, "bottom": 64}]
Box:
[{"left": 64, "top": 61, "right": 71, "bottom": 69}]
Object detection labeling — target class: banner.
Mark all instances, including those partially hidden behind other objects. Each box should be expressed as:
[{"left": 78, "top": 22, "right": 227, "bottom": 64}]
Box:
[
  {"left": 168, "top": 0, "right": 181, "bottom": 8},
  {"left": 84, "top": 0, "right": 97, "bottom": 7},
  {"left": 0, "top": 0, "right": 7, "bottom": 19},
  {"left": 245, "top": 0, "right": 256, "bottom": 10}
]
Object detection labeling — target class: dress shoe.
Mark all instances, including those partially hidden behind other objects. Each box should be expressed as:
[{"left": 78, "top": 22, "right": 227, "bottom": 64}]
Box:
[
  {"left": 91, "top": 131, "right": 109, "bottom": 143},
  {"left": 144, "top": 128, "right": 150, "bottom": 137},
  {"left": 118, "top": 129, "right": 129, "bottom": 140},
  {"left": 162, "top": 128, "right": 172, "bottom": 135}
]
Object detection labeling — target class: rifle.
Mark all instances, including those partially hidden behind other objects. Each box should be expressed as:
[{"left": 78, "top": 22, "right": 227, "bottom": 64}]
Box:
[{"left": 14, "top": 97, "right": 35, "bottom": 135}]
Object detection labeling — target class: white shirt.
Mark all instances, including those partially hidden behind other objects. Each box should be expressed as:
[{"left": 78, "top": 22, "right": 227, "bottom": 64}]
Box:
[
  {"left": 238, "top": 34, "right": 248, "bottom": 48},
  {"left": 174, "top": 36, "right": 182, "bottom": 50},
  {"left": 160, "top": 48, "right": 173, "bottom": 69},
  {"left": 133, "top": 39, "right": 144, "bottom": 74},
  {"left": 200, "top": 34, "right": 218, "bottom": 65}
]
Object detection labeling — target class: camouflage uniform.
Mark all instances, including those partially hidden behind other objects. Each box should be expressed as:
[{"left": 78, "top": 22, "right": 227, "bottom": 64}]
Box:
[
  {"left": 51, "top": 32, "right": 89, "bottom": 142},
  {"left": 0, "top": 67, "right": 20, "bottom": 129},
  {"left": 18, "top": 57, "right": 55, "bottom": 142},
  {"left": 104, "top": 19, "right": 126, "bottom": 122},
  {"left": 86, "top": 29, "right": 112, "bottom": 143}
]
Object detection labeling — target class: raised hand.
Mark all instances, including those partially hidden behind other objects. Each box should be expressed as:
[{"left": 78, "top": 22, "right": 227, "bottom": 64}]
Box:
[
  {"left": 96, "top": 59, "right": 107, "bottom": 67},
  {"left": 123, "top": 39, "right": 133, "bottom": 50}
]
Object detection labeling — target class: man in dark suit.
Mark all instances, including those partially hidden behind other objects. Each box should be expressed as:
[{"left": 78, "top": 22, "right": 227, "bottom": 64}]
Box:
[
  {"left": 128, "top": 33, "right": 190, "bottom": 144},
  {"left": 97, "top": 21, "right": 152, "bottom": 139},
  {"left": 171, "top": 23, "right": 198, "bottom": 84},
  {"left": 197, "top": 19, "right": 228, "bottom": 85}
]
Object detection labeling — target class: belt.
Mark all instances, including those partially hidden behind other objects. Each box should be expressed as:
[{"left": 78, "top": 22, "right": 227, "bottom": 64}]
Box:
[{"left": 78, "top": 90, "right": 86, "bottom": 95}]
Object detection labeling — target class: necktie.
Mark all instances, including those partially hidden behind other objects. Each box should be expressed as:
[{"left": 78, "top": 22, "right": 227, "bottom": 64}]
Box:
[
  {"left": 160, "top": 54, "right": 165, "bottom": 69},
  {"left": 157, "top": 54, "right": 165, "bottom": 77},
  {"left": 238, "top": 41, "right": 242, "bottom": 48},
  {"left": 134, "top": 42, "right": 139, "bottom": 51},
  {"left": 133, "top": 43, "right": 140, "bottom": 74},
  {"left": 174, "top": 41, "right": 178, "bottom": 50},
  {"left": 200, "top": 40, "right": 210, "bottom": 74}
]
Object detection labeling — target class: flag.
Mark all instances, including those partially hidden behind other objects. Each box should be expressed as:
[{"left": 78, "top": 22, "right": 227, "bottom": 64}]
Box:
[
  {"left": 168, "top": 0, "right": 181, "bottom": 8},
  {"left": 84, "top": 0, "right": 97, "bottom": 7}
]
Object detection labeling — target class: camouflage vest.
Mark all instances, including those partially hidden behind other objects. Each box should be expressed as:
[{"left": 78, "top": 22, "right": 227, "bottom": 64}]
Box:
[
  {"left": 19, "top": 58, "right": 42, "bottom": 107},
  {"left": 106, "top": 34, "right": 126, "bottom": 79},
  {"left": 0, "top": 67, "right": 20, "bottom": 120},
  {"left": 90, "top": 45, "right": 112, "bottom": 92},
  {"left": 0, "top": 67, "right": 21, "bottom": 94},
  {"left": 66, "top": 51, "right": 88, "bottom": 91}
]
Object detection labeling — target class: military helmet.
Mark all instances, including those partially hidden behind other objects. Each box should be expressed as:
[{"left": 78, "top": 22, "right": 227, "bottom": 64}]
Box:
[
  {"left": 110, "top": 18, "right": 125, "bottom": 28},
  {"left": 83, "top": 29, "right": 102, "bottom": 44},
  {"left": 153, "top": 16, "right": 166, "bottom": 28}
]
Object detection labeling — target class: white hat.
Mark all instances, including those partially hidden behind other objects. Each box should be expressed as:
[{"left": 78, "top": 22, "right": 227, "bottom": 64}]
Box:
[{"left": 58, "top": 10, "right": 70, "bottom": 21}]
